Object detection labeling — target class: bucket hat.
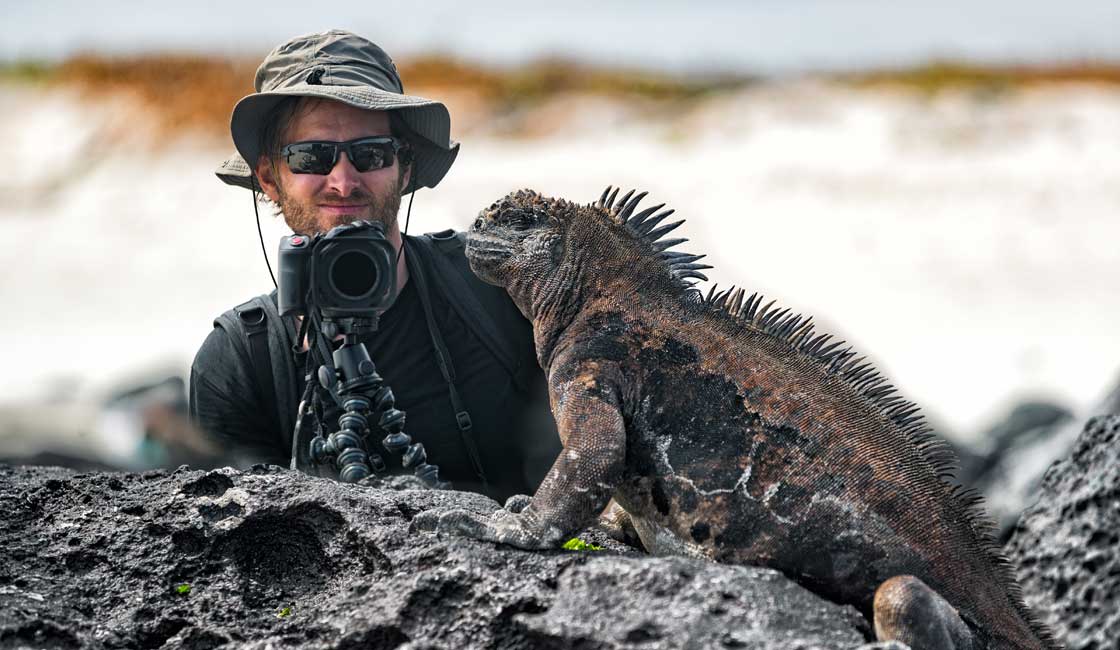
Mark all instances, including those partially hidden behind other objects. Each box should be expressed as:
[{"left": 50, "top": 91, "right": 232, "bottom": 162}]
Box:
[{"left": 215, "top": 29, "right": 459, "bottom": 195}]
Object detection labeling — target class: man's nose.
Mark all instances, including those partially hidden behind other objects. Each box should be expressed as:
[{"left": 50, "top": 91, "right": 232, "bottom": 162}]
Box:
[{"left": 325, "top": 152, "right": 363, "bottom": 196}]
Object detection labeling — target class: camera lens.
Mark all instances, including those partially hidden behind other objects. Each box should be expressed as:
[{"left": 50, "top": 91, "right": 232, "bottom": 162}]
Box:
[
  {"left": 309, "top": 223, "right": 396, "bottom": 318},
  {"left": 329, "top": 249, "right": 381, "bottom": 299}
]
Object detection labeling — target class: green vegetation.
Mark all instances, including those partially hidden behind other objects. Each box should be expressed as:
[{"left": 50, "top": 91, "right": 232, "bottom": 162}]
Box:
[
  {"left": 0, "top": 60, "right": 53, "bottom": 83},
  {"left": 846, "top": 61, "right": 1120, "bottom": 95},
  {"left": 276, "top": 605, "right": 293, "bottom": 618},
  {"left": 175, "top": 583, "right": 191, "bottom": 595},
  {"left": 562, "top": 538, "right": 603, "bottom": 552}
]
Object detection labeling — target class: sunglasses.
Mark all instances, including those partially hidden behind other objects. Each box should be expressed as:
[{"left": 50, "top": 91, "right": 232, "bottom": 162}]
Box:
[{"left": 280, "top": 136, "right": 412, "bottom": 175}]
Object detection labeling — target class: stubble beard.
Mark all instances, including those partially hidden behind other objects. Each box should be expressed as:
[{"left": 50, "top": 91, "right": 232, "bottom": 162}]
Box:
[{"left": 276, "top": 174, "right": 405, "bottom": 236}]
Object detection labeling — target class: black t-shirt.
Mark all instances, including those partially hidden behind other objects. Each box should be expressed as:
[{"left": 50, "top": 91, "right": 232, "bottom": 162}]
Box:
[{"left": 189, "top": 242, "right": 560, "bottom": 503}]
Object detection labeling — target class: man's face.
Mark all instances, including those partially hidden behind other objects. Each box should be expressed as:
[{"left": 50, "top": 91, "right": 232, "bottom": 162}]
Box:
[{"left": 256, "top": 99, "right": 411, "bottom": 236}]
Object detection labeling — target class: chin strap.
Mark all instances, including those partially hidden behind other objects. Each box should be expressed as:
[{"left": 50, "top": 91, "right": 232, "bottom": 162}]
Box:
[
  {"left": 253, "top": 185, "right": 279, "bottom": 290},
  {"left": 395, "top": 187, "right": 416, "bottom": 270}
]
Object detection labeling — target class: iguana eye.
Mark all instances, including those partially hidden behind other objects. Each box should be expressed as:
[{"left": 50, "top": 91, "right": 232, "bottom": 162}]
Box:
[{"left": 500, "top": 209, "right": 535, "bottom": 230}]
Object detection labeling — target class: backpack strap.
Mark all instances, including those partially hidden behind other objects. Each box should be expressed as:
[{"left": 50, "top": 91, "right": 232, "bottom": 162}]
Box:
[
  {"left": 256, "top": 293, "right": 300, "bottom": 452},
  {"left": 240, "top": 301, "right": 272, "bottom": 403},
  {"left": 213, "top": 292, "right": 300, "bottom": 458}
]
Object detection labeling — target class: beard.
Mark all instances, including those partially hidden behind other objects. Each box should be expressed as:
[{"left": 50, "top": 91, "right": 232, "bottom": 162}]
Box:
[{"left": 276, "top": 171, "right": 405, "bottom": 236}]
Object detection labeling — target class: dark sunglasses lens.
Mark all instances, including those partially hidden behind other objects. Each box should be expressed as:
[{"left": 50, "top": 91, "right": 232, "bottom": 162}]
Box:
[
  {"left": 348, "top": 141, "right": 394, "bottom": 172},
  {"left": 286, "top": 143, "right": 336, "bottom": 174}
]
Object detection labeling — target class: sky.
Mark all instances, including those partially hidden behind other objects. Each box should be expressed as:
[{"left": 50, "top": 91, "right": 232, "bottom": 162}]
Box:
[{"left": 4, "top": 0, "right": 1120, "bottom": 74}]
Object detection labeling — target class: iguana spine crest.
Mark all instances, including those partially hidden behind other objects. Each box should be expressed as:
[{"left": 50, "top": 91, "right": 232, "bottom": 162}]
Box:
[{"left": 597, "top": 186, "right": 1056, "bottom": 648}]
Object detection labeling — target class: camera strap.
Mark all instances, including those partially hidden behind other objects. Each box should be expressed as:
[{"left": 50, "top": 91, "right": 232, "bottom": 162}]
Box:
[{"left": 407, "top": 247, "right": 490, "bottom": 490}]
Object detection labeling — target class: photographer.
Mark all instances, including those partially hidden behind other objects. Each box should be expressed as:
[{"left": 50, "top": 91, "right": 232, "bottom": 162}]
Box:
[{"left": 189, "top": 30, "right": 560, "bottom": 502}]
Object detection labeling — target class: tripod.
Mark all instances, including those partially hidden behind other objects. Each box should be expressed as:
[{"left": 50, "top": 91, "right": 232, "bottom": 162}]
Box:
[{"left": 300, "top": 314, "right": 450, "bottom": 488}]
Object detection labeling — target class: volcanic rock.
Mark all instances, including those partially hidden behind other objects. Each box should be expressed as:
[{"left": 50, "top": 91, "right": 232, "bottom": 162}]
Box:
[
  {"left": 1006, "top": 415, "right": 1120, "bottom": 649},
  {"left": 0, "top": 463, "right": 889, "bottom": 649},
  {"left": 969, "top": 372, "right": 1120, "bottom": 543},
  {"left": 965, "top": 401, "right": 1073, "bottom": 539}
]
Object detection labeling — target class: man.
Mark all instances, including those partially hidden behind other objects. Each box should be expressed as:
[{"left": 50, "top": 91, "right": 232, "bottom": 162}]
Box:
[{"left": 191, "top": 30, "right": 560, "bottom": 502}]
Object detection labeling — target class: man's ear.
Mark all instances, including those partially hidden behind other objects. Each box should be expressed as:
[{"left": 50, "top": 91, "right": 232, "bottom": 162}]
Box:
[
  {"left": 401, "top": 162, "right": 412, "bottom": 193},
  {"left": 255, "top": 155, "right": 281, "bottom": 203}
]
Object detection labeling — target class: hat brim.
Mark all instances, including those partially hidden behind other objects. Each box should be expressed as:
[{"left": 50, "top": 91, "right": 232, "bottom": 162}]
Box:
[{"left": 218, "top": 84, "right": 459, "bottom": 195}]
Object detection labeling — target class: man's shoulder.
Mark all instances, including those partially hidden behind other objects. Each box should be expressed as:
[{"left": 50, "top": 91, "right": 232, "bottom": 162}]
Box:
[
  {"left": 209, "top": 292, "right": 280, "bottom": 328},
  {"left": 423, "top": 228, "right": 465, "bottom": 243},
  {"left": 409, "top": 229, "right": 467, "bottom": 257},
  {"left": 408, "top": 229, "right": 476, "bottom": 282},
  {"left": 191, "top": 319, "right": 244, "bottom": 375},
  {"left": 194, "top": 292, "right": 279, "bottom": 369},
  {"left": 409, "top": 229, "right": 496, "bottom": 296}
]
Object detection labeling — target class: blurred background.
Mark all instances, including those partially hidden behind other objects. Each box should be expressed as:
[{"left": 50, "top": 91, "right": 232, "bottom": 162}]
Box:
[{"left": 2, "top": 1, "right": 1118, "bottom": 531}]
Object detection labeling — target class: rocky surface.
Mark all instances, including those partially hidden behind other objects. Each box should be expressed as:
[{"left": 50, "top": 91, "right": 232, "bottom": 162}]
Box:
[
  {"left": 0, "top": 463, "right": 891, "bottom": 650},
  {"left": 12, "top": 414, "right": 1116, "bottom": 650},
  {"left": 7, "top": 415, "right": 1120, "bottom": 649},
  {"left": 957, "top": 401, "right": 1072, "bottom": 486},
  {"left": 1006, "top": 415, "right": 1120, "bottom": 650},
  {"left": 965, "top": 375, "right": 1120, "bottom": 542},
  {"left": 962, "top": 401, "right": 1074, "bottom": 539}
]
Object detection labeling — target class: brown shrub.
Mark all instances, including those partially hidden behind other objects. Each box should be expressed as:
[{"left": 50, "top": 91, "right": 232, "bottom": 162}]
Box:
[
  {"left": 52, "top": 55, "right": 257, "bottom": 139},
  {"left": 23, "top": 54, "right": 747, "bottom": 140},
  {"left": 11, "top": 54, "right": 1118, "bottom": 141}
]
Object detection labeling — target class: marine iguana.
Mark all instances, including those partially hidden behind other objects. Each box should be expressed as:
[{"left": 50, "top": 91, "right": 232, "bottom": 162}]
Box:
[{"left": 414, "top": 187, "right": 1058, "bottom": 649}]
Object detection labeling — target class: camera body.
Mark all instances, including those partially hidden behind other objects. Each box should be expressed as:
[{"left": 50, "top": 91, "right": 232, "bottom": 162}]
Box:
[{"left": 277, "top": 220, "right": 397, "bottom": 320}]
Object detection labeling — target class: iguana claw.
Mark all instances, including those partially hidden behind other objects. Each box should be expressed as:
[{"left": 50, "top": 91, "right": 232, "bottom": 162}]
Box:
[
  {"left": 411, "top": 506, "right": 561, "bottom": 550},
  {"left": 503, "top": 494, "right": 532, "bottom": 513}
]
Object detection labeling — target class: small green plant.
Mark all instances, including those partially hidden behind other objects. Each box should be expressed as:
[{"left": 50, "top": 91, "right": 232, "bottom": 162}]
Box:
[
  {"left": 175, "top": 583, "right": 191, "bottom": 595},
  {"left": 562, "top": 538, "right": 602, "bottom": 552},
  {"left": 276, "top": 605, "right": 293, "bottom": 618}
]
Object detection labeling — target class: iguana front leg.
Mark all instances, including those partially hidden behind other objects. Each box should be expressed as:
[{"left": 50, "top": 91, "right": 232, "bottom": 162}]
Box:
[{"left": 414, "top": 364, "right": 625, "bottom": 549}]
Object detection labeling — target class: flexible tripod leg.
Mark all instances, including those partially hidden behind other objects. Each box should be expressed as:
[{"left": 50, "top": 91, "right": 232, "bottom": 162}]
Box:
[{"left": 308, "top": 337, "right": 449, "bottom": 488}]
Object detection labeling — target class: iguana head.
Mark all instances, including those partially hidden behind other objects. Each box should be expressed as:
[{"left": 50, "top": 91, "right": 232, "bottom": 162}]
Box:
[
  {"left": 466, "top": 187, "right": 710, "bottom": 324},
  {"left": 465, "top": 189, "right": 569, "bottom": 290}
]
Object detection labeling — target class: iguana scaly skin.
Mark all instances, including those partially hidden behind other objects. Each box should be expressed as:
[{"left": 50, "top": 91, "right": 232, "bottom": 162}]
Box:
[{"left": 414, "top": 188, "right": 1058, "bottom": 650}]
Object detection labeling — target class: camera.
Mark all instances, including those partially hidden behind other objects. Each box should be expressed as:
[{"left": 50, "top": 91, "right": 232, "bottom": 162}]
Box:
[{"left": 277, "top": 221, "right": 397, "bottom": 320}]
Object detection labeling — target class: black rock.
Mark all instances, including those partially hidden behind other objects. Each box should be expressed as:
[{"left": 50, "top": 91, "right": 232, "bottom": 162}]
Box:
[
  {"left": 0, "top": 464, "right": 885, "bottom": 649},
  {"left": 973, "top": 401, "right": 1073, "bottom": 478},
  {"left": 1098, "top": 371, "right": 1120, "bottom": 416},
  {"left": 1006, "top": 415, "right": 1120, "bottom": 649},
  {"left": 965, "top": 401, "right": 1074, "bottom": 539},
  {"left": 963, "top": 372, "right": 1120, "bottom": 544}
]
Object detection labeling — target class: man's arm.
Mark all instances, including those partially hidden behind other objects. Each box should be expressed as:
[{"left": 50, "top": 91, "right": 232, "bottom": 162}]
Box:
[{"left": 189, "top": 327, "right": 289, "bottom": 467}]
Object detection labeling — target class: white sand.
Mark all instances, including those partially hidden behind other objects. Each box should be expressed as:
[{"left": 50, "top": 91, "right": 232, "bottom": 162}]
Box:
[{"left": 2, "top": 81, "right": 1118, "bottom": 445}]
